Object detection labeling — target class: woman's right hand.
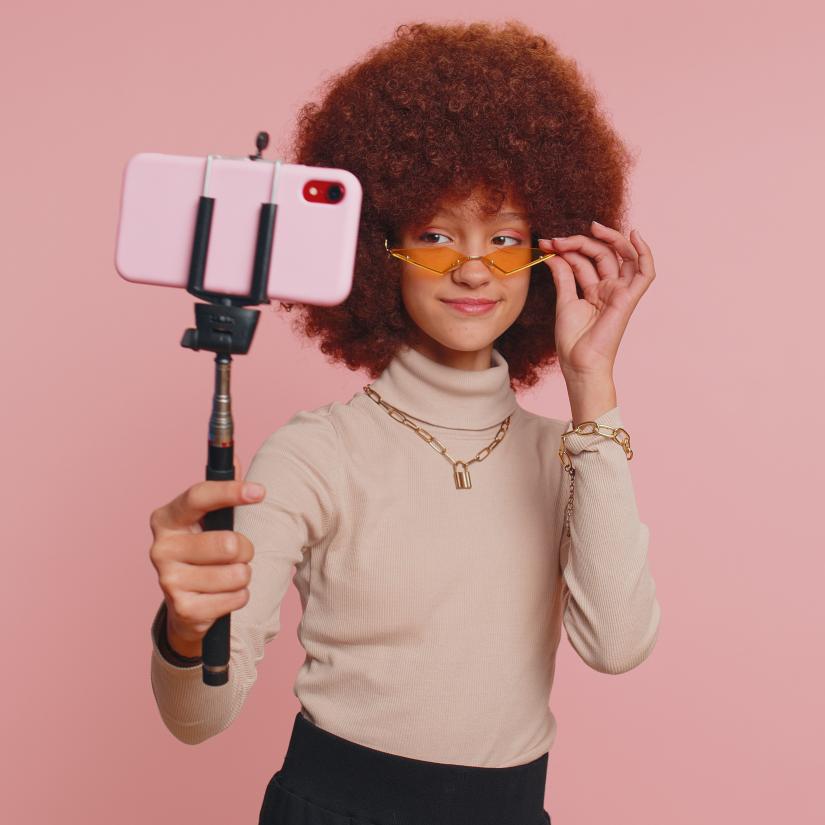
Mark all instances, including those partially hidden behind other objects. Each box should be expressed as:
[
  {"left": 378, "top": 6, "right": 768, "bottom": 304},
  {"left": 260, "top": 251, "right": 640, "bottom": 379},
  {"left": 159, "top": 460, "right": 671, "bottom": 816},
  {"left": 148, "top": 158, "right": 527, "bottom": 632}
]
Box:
[{"left": 148, "top": 457, "right": 266, "bottom": 656}]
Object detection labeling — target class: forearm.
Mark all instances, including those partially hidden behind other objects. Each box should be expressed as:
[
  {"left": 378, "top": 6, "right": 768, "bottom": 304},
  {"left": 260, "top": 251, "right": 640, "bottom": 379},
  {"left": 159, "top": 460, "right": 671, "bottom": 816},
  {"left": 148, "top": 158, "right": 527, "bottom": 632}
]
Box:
[
  {"left": 557, "top": 401, "right": 661, "bottom": 674},
  {"left": 149, "top": 600, "right": 247, "bottom": 744}
]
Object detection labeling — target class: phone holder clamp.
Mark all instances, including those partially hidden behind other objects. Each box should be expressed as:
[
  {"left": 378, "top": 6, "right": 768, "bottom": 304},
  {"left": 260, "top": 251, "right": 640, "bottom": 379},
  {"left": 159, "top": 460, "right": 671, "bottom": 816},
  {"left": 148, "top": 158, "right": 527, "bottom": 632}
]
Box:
[{"left": 181, "top": 133, "right": 280, "bottom": 355}]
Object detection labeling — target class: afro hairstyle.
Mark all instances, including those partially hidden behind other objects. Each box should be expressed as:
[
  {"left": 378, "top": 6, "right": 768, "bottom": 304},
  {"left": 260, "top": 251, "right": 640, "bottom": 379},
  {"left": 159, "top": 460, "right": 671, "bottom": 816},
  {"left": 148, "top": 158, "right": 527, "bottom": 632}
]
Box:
[{"left": 277, "top": 19, "right": 637, "bottom": 389}]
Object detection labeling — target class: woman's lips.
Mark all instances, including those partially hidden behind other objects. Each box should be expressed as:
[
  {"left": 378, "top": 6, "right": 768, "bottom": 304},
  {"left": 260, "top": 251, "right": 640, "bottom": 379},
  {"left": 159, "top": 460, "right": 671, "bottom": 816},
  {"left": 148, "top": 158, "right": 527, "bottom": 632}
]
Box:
[{"left": 440, "top": 299, "right": 500, "bottom": 315}]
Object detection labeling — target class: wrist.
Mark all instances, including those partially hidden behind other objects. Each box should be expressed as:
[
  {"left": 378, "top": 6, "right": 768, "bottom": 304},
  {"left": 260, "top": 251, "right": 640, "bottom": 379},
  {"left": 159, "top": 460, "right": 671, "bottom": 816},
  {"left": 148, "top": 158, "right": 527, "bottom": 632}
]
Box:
[
  {"left": 156, "top": 600, "right": 203, "bottom": 662},
  {"left": 563, "top": 372, "right": 617, "bottom": 427},
  {"left": 562, "top": 366, "right": 614, "bottom": 387},
  {"left": 165, "top": 610, "right": 203, "bottom": 660}
]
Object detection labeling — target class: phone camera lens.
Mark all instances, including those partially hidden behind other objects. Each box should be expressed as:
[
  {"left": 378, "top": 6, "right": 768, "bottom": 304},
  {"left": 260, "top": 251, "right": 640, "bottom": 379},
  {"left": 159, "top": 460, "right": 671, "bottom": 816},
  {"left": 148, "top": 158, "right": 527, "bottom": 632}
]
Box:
[{"left": 327, "top": 184, "right": 343, "bottom": 202}]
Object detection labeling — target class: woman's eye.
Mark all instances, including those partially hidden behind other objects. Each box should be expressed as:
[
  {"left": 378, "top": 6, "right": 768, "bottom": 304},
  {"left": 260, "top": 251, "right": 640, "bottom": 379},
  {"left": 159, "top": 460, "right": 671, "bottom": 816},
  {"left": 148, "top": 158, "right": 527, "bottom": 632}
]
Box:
[
  {"left": 491, "top": 235, "right": 522, "bottom": 247},
  {"left": 416, "top": 232, "right": 524, "bottom": 246},
  {"left": 418, "top": 232, "right": 451, "bottom": 245}
]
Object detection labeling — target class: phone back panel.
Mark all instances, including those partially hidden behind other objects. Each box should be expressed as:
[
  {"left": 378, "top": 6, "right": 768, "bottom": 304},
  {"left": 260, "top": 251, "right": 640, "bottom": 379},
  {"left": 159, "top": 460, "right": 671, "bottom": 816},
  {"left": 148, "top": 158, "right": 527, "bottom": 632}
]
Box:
[{"left": 114, "top": 153, "right": 362, "bottom": 305}]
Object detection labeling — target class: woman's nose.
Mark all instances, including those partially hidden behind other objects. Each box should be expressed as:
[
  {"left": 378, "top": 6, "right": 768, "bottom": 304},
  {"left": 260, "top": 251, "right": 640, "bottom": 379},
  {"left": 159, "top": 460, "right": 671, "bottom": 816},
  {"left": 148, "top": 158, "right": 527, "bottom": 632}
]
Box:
[{"left": 452, "top": 256, "right": 493, "bottom": 284}]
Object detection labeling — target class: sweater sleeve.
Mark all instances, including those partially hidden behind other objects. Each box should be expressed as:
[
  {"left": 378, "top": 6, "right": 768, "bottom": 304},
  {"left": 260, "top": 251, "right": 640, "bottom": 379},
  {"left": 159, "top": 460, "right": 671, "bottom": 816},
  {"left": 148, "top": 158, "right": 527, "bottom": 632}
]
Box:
[
  {"left": 556, "top": 405, "right": 661, "bottom": 675},
  {"left": 149, "top": 408, "right": 341, "bottom": 744}
]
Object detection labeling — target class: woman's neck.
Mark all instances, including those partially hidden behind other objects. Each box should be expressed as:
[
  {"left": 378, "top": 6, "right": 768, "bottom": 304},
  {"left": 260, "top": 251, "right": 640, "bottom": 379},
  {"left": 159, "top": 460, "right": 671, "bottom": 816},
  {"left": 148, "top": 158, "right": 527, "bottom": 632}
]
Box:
[{"left": 408, "top": 333, "right": 494, "bottom": 371}]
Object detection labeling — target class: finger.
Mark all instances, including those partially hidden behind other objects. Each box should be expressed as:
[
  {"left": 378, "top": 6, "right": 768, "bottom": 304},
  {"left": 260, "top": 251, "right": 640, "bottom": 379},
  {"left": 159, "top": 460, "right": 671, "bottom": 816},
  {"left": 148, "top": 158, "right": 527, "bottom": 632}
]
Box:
[
  {"left": 158, "top": 529, "right": 246, "bottom": 564},
  {"left": 172, "top": 559, "right": 251, "bottom": 594},
  {"left": 544, "top": 249, "right": 579, "bottom": 308},
  {"left": 539, "top": 239, "right": 591, "bottom": 291},
  {"left": 549, "top": 234, "right": 622, "bottom": 280},
  {"left": 190, "top": 529, "right": 255, "bottom": 564},
  {"left": 171, "top": 590, "right": 250, "bottom": 628},
  {"left": 550, "top": 249, "right": 601, "bottom": 290},
  {"left": 589, "top": 221, "right": 640, "bottom": 278},
  {"left": 154, "top": 479, "right": 266, "bottom": 534},
  {"left": 625, "top": 230, "right": 657, "bottom": 301},
  {"left": 233, "top": 454, "right": 243, "bottom": 480}
]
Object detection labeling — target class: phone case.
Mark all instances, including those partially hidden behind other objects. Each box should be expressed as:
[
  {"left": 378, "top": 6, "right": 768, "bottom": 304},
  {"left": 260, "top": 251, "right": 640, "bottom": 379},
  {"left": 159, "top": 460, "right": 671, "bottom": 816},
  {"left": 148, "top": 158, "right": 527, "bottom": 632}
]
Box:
[{"left": 114, "top": 152, "right": 362, "bottom": 305}]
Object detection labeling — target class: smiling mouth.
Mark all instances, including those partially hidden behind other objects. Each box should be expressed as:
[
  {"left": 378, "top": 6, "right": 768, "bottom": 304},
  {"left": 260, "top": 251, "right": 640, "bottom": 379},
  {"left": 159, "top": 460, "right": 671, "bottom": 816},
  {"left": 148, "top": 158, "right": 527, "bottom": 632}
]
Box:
[
  {"left": 440, "top": 299, "right": 500, "bottom": 305},
  {"left": 440, "top": 298, "right": 501, "bottom": 315}
]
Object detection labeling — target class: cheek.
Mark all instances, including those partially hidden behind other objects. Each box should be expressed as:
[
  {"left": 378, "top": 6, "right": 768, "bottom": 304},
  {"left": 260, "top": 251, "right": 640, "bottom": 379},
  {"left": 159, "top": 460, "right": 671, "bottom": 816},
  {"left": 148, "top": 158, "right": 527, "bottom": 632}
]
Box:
[
  {"left": 504, "top": 276, "right": 531, "bottom": 315},
  {"left": 400, "top": 270, "right": 437, "bottom": 315}
]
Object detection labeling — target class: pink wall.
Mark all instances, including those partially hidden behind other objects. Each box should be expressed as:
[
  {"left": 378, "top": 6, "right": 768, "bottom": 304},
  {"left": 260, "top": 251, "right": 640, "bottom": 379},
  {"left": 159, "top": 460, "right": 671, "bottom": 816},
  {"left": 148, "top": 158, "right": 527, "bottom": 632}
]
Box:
[{"left": 4, "top": 1, "right": 821, "bottom": 823}]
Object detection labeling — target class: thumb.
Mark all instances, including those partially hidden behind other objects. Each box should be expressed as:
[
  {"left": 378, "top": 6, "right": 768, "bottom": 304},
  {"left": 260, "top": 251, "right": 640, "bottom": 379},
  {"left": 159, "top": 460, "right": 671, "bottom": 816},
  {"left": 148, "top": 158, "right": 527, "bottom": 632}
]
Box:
[
  {"left": 233, "top": 454, "right": 243, "bottom": 480},
  {"left": 540, "top": 241, "right": 576, "bottom": 309}
]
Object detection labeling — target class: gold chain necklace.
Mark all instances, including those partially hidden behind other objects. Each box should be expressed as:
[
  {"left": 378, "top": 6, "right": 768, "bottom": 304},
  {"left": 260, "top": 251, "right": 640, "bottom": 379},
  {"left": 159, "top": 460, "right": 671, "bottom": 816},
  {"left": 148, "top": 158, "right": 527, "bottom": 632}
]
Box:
[{"left": 363, "top": 384, "right": 511, "bottom": 489}]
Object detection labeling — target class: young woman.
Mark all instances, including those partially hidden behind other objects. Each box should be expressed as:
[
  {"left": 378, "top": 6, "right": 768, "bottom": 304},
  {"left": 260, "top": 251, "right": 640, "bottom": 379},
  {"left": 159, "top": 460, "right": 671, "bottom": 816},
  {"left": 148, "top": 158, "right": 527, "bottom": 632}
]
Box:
[{"left": 148, "top": 20, "right": 661, "bottom": 825}]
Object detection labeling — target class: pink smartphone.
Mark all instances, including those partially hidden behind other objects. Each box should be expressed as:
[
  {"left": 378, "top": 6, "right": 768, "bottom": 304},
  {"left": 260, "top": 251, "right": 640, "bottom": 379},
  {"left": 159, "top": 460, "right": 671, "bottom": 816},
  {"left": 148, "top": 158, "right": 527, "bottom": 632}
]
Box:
[{"left": 114, "top": 152, "right": 362, "bottom": 305}]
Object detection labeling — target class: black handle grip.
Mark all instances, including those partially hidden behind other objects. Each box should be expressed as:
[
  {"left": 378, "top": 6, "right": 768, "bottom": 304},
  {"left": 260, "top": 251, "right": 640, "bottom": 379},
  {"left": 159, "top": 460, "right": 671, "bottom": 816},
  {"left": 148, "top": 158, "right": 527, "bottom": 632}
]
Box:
[{"left": 201, "top": 445, "right": 235, "bottom": 686}]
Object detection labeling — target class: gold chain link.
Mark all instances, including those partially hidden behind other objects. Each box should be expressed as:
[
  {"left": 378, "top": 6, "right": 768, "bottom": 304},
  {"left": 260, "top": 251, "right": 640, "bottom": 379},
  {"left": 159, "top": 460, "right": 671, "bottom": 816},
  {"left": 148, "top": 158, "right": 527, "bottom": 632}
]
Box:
[
  {"left": 363, "top": 384, "right": 511, "bottom": 489},
  {"left": 558, "top": 422, "right": 633, "bottom": 537}
]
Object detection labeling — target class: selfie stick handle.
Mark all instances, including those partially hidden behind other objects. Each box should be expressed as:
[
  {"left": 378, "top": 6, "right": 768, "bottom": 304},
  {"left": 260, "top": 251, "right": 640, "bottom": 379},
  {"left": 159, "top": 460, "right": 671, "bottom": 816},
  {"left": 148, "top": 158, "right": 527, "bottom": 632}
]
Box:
[{"left": 179, "top": 133, "right": 278, "bottom": 686}]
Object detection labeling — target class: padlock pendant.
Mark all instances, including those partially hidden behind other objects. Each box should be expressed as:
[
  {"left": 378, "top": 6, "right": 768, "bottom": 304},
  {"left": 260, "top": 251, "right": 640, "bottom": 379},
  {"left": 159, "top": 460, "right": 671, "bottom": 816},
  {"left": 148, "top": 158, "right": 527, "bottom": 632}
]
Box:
[{"left": 453, "top": 461, "right": 472, "bottom": 489}]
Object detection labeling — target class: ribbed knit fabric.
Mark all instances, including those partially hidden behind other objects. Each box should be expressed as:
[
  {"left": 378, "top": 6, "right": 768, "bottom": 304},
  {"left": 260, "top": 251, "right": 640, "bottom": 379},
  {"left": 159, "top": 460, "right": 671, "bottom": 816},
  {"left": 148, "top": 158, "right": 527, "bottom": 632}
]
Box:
[{"left": 149, "top": 344, "right": 660, "bottom": 767}]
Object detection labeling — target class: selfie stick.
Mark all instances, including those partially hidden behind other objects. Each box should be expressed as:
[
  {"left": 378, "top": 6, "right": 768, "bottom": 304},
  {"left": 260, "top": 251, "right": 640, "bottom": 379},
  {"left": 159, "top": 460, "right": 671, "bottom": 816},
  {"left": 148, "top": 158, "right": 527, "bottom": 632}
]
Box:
[{"left": 180, "top": 132, "right": 278, "bottom": 686}]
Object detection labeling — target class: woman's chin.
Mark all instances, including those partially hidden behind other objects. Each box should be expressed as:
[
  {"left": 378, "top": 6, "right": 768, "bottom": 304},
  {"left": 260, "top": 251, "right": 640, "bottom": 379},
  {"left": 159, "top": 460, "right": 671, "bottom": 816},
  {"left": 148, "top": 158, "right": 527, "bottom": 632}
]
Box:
[{"left": 422, "top": 329, "right": 501, "bottom": 354}]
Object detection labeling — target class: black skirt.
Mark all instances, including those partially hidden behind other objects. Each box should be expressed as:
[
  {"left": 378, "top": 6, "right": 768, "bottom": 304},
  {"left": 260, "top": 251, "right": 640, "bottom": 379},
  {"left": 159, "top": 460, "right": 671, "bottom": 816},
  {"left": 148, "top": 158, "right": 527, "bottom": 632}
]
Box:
[{"left": 258, "top": 710, "right": 551, "bottom": 825}]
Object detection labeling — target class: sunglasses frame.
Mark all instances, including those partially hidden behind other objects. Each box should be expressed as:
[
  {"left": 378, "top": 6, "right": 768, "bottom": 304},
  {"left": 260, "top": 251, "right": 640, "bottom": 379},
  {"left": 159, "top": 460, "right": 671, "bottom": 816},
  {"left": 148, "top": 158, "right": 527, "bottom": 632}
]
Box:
[{"left": 384, "top": 238, "right": 555, "bottom": 278}]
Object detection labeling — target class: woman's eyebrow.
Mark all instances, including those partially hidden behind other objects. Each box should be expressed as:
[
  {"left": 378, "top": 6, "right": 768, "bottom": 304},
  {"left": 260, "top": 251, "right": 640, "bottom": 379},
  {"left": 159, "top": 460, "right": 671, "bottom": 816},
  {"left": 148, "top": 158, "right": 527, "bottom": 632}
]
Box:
[
  {"left": 431, "top": 208, "right": 528, "bottom": 221},
  {"left": 495, "top": 211, "right": 528, "bottom": 221}
]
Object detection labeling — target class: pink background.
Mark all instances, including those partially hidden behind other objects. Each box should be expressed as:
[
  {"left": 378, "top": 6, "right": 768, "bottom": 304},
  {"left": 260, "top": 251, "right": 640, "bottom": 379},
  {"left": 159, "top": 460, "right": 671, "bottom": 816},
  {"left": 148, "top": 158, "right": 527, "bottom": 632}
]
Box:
[{"left": 4, "top": 1, "right": 822, "bottom": 823}]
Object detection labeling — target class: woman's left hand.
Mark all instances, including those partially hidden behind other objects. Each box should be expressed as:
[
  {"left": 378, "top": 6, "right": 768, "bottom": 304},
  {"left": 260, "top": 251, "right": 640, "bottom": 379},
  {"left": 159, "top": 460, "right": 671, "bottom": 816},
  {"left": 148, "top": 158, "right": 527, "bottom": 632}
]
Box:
[{"left": 539, "top": 221, "right": 656, "bottom": 382}]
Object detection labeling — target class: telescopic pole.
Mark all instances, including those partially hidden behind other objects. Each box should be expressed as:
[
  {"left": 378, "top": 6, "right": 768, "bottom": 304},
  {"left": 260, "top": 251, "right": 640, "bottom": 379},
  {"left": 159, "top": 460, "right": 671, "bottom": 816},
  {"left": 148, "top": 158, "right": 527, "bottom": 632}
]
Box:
[{"left": 180, "top": 132, "right": 278, "bottom": 685}]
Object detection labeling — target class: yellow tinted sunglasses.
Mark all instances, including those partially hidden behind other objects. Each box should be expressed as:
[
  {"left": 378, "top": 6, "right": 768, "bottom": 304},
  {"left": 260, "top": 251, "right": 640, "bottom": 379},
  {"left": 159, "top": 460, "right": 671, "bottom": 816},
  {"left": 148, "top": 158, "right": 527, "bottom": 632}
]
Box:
[{"left": 384, "top": 239, "right": 555, "bottom": 279}]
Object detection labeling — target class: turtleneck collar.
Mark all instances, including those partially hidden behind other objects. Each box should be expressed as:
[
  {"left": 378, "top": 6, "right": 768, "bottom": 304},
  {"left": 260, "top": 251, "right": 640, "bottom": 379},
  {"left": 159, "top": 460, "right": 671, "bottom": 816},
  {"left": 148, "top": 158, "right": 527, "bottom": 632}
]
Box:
[{"left": 363, "top": 344, "right": 518, "bottom": 430}]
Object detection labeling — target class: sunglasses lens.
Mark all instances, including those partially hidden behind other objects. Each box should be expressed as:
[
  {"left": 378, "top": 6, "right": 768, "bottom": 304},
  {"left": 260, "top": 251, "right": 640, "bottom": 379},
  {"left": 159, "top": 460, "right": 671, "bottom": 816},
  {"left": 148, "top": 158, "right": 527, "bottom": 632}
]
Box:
[
  {"left": 391, "top": 246, "right": 551, "bottom": 276},
  {"left": 487, "top": 248, "right": 549, "bottom": 274},
  {"left": 393, "top": 247, "right": 465, "bottom": 273}
]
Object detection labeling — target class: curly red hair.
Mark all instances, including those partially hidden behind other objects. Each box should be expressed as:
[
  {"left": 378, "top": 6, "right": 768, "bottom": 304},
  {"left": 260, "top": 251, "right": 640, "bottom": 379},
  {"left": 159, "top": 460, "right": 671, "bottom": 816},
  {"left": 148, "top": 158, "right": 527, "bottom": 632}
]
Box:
[{"left": 278, "top": 20, "right": 637, "bottom": 389}]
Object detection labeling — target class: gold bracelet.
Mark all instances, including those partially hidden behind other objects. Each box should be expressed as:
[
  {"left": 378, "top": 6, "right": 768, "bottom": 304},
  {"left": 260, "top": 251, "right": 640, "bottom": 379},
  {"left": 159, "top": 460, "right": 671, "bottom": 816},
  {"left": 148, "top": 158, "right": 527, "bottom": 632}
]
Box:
[{"left": 558, "top": 422, "right": 633, "bottom": 538}]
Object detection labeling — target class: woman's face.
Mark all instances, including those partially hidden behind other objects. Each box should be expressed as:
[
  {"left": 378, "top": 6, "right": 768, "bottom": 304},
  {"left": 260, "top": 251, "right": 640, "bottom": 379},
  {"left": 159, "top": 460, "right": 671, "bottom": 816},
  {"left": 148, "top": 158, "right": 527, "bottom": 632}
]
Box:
[{"left": 397, "top": 190, "right": 533, "bottom": 370}]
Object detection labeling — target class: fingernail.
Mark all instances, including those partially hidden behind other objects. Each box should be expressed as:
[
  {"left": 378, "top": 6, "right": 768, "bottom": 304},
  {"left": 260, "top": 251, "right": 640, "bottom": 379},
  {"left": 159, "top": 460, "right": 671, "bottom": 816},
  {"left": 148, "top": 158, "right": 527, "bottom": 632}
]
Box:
[
  {"left": 592, "top": 220, "right": 605, "bottom": 227},
  {"left": 244, "top": 482, "right": 265, "bottom": 499}
]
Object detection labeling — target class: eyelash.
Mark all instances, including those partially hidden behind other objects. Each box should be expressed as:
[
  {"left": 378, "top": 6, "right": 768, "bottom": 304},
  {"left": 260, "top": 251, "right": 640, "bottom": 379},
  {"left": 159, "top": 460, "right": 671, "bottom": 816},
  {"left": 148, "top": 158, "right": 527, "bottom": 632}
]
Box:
[{"left": 418, "top": 232, "right": 523, "bottom": 246}]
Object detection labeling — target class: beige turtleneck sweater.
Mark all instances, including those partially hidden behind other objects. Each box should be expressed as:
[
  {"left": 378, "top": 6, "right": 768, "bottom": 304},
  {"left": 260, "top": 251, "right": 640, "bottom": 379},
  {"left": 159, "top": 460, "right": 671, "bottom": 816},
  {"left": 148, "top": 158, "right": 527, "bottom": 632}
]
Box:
[{"left": 149, "top": 345, "right": 660, "bottom": 767}]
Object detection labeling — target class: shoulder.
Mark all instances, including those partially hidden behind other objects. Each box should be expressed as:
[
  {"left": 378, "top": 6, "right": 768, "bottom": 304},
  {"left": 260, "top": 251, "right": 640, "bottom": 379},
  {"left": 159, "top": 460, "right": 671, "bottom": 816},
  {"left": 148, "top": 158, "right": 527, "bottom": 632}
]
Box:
[
  {"left": 253, "top": 402, "right": 342, "bottom": 468},
  {"left": 255, "top": 393, "right": 381, "bottom": 457},
  {"left": 277, "top": 401, "right": 340, "bottom": 433},
  {"left": 513, "top": 403, "right": 569, "bottom": 442}
]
